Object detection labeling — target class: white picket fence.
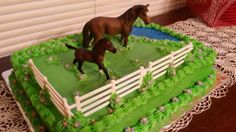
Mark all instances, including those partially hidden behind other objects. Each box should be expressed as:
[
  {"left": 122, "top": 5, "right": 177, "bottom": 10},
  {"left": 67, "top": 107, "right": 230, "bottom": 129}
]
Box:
[
  {"left": 148, "top": 43, "right": 193, "bottom": 80},
  {"left": 28, "top": 59, "right": 73, "bottom": 117},
  {"left": 70, "top": 67, "right": 144, "bottom": 116},
  {"left": 29, "top": 42, "right": 193, "bottom": 117},
  {"left": 71, "top": 43, "right": 193, "bottom": 116}
]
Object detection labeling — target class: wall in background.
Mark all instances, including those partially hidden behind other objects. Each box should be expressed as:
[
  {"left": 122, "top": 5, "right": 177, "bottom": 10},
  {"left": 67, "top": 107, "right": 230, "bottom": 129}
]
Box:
[{"left": 0, "top": 0, "right": 186, "bottom": 58}]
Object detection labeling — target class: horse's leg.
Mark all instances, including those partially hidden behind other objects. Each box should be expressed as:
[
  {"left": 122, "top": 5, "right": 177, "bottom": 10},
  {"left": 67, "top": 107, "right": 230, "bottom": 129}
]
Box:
[
  {"left": 77, "top": 61, "right": 84, "bottom": 74},
  {"left": 120, "top": 35, "right": 124, "bottom": 43},
  {"left": 73, "top": 58, "right": 77, "bottom": 64},
  {"left": 92, "top": 34, "right": 102, "bottom": 47},
  {"left": 88, "top": 33, "right": 93, "bottom": 47},
  {"left": 123, "top": 34, "right": 129, "bottom": 47},
  {"left": 98, "top": 65, "right": 103, "bottom": 74},
  {"left": 83, "top": 33, "right": 93, "bottom": 48},
  {"left": 98, "top": 63, "right": 110, "bottom": 80}
]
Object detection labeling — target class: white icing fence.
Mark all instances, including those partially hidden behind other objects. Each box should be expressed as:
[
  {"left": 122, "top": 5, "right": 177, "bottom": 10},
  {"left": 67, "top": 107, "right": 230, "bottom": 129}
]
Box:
[
  {"left": 28, "top": 43, "right": 193, "bottom": 117},
  {"left": 28, "top": 59, "right": 73, "bottom": 117}
]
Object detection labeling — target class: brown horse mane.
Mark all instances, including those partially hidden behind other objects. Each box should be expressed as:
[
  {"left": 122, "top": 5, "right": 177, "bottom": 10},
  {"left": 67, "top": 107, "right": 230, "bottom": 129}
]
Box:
[{"left": 119, "top": 5, "right": 146, "bottom": 24}]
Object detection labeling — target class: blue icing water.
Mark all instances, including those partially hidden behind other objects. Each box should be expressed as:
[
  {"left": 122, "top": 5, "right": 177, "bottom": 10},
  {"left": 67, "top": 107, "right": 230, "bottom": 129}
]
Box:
[{"left": 131, "top": 27, "right": 179, "bottom": 41}]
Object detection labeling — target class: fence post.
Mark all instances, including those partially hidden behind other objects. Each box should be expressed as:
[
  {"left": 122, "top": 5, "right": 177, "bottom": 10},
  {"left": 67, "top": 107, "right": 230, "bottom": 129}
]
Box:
[
  {"left": 169, "top": 51, "right": 176, "bottom": 73},
  {"left": 42, "top": 76, "right": 48, "bottom": 89},
  {"left": 111, "top": 80, "right": 116, "bottom": 94},
  {"left": 62, "top": 98, "right": 72, "bottom": 117},
  {"left": 189, "top": 42, "right": 193, "bottom": 50},
  {"left": 139, "top": 66, "right": 146, "bottom": 87},
  {"left": 170, "top": 51, "right": 175, "bottom": 64},
  {"left": 28, "top": 59, "right": 33, "bottom": 65},
  {"left": 75, "top": 95, "right": 81, "bottom": 112},
  {"left": 148, "top": 62, "right": 153, "bottom": 72}
]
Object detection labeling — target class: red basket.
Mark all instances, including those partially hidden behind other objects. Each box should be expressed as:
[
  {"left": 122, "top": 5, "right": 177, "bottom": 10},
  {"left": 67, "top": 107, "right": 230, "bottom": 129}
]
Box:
[{"left": 187, "top": 0, "right": 236, "bottom": 27}]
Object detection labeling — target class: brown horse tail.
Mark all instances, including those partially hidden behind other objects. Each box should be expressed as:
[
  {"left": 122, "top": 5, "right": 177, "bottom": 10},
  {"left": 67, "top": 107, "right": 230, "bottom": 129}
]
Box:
[
  {"left": 82, "top": 22, "right": 90, "bottom": 48},
  {"left": 65, "top": 43, "right": 77, "bottom": 50}
]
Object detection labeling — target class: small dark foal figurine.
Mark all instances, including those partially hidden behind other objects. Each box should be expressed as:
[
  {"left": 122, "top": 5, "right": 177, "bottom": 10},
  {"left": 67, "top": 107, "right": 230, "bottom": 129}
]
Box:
[
  {"left": 65, "top": 39, "right": 117, "bottom": 80},
  {"left": 82, "top": 4, "right": 150, "bottom": 48}
]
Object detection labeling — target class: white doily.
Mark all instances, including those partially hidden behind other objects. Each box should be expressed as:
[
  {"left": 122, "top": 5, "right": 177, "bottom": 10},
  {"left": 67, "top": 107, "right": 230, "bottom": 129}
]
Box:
[
  {"left": 162, "top": 18, "right": 236, "bottom": 132},
  {"left": 0, "top": 81, "right": 29, "bottom": 132}
]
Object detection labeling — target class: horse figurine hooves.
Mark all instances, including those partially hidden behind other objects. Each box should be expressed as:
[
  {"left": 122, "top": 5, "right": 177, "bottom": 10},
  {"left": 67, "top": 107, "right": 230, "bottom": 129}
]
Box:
[
  {"left": 106, "top": 79, "right": 112, "bottom": 84},
  {"left": 99, "top": 69, "right": 104, "bottom": 75}
]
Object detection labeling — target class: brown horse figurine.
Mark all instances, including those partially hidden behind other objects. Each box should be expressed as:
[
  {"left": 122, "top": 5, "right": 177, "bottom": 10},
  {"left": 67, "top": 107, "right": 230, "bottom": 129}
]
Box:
[
  {"left": 82, "top": 4, "right": 150, "bottom": 48},
  {"left": 65, "top": 39, "right": 117, "bottom": 80}
]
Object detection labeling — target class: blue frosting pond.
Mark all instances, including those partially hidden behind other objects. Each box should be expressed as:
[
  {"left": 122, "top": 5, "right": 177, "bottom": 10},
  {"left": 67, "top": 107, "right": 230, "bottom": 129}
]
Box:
[{"left": 131, "top": 27, "right": 179, "bottom": 41}]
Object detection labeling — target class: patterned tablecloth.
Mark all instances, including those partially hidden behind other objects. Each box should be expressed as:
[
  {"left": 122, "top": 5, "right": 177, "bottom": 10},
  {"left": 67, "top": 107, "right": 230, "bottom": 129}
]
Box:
[
  {"left": 0, "top": 18, "right": 236, "bottom": 132},
  {"left": 163, "top": 18, "right": 236, "bottom": 131}
]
